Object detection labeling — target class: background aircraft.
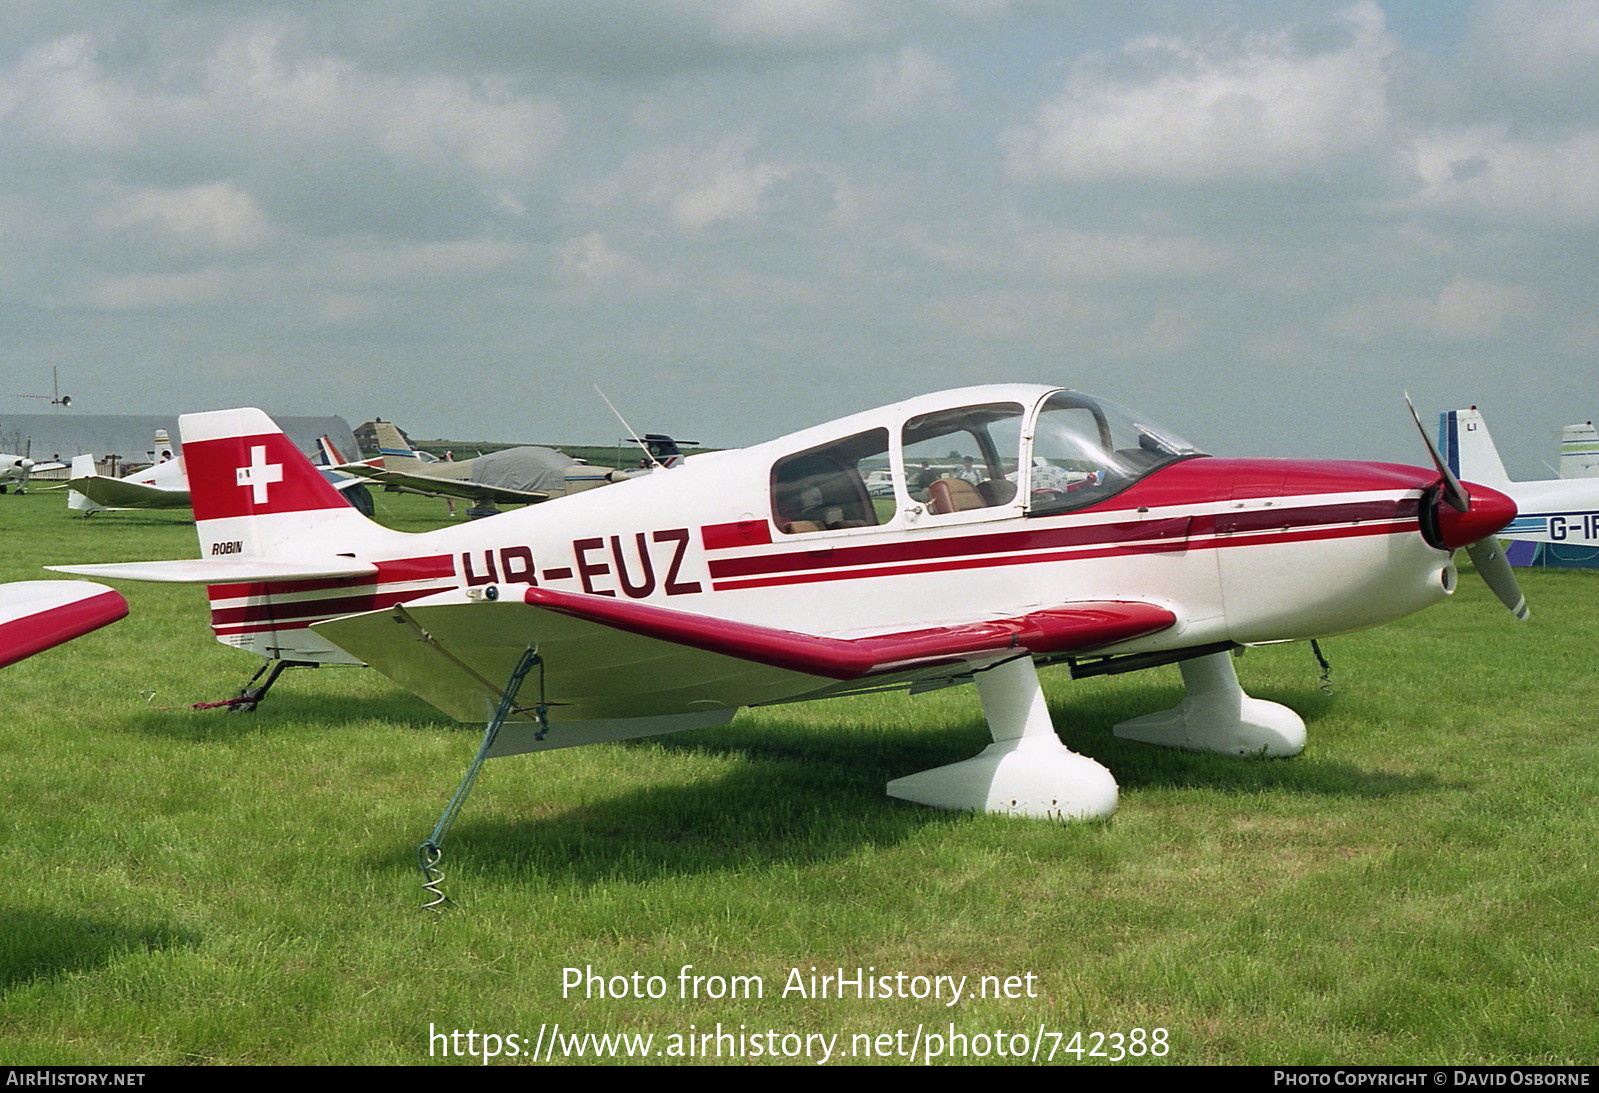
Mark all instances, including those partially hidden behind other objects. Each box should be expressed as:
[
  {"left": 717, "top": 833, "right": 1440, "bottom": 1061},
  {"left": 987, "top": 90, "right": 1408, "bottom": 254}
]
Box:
[
  {"left": 335, "top": 420, "right": 621, "bottom": 509},
  {"left": 1, "top": 442, "right": 65, "bottom": 494},
  {"left": 66, "top": 452, "right": 190, "bottom": 513},
  {"left": 55, "top": 386, "right": 1521, "bottom": 821},
  {"left": 338, "top": 422, "right": 689, "bottom": 509},
  {"left": 0, "top": 580, "right": 127, "bottom": 668},
  {"left": 1441, "top": 406, "right": 1599, "bottom": 563},
  {"left": 63, "top": 434, "right": 375, "bottom": 516},
  {"left": 1560, "top": 422, "right": 1599, "bottom": 480}
]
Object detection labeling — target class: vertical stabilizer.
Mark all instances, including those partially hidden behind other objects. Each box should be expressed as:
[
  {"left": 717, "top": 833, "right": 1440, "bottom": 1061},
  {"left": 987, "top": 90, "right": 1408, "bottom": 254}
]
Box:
[
  {"left": 1438, "top": 407, "right": 1512, "bottom": 487},
  {"left": 183, "top": 408, "right": 380, "bottom": 558},
  {"left": 67, "top": 454, "right": 104, "bottom": 513},
  {"left": 373, "top": 420, "right": 420, "bottom": 462},
  {"left": 1559, "top": 421, "right": 1599, "bottom": 480},
  {"left": 182, "top": 408, "right": 404, "bottom": 663}
]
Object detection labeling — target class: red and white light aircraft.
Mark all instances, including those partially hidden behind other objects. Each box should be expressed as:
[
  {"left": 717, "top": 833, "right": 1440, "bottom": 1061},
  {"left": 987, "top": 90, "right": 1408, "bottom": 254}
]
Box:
[{"left": 51, "top": 385, "right": 1523, "bottom": 820}]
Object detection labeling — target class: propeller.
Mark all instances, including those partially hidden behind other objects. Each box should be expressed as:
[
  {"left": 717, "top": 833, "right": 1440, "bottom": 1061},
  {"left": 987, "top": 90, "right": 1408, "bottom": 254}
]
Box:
[{"left": 1406, "top": 396, "right": 1529, "bottom": 621}]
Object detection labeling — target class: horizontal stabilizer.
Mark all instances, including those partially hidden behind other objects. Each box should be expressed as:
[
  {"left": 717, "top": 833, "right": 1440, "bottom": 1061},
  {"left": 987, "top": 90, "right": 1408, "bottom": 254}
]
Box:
[{"left": 48, "top": 557, "right": 378, "bottom": 584}]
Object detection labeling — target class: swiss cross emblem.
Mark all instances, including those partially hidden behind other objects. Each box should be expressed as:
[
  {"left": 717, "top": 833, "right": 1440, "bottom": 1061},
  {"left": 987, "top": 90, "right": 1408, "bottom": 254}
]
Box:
[{"left": 236, "top": 444, "right": 284, "bottom": 504}]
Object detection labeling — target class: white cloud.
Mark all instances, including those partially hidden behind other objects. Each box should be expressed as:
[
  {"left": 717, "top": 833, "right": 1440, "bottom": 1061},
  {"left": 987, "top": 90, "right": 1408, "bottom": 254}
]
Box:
[
  {"left": 699, "top": 0, "right": 887, "bottom": 47},
  {"left": 377, "top": 76, "right": 566, "bottom": 180},
  {"left": 1408, "top": 126, "right": 1599, "bottom": 225},
  {"left": 923, "top": 226, "right": 1232, "bottom": 284},
  {"left": 1466, "top": 0, "right": 1599, "bottom": 103},
  {"left": 1006, "top": 2, "right": 1396, "bottom": 183},
  {"left": 3, "top": 24, "right": 566, "bottom": 222},
  {"left": 0, "top": 33, "right": 129, "bottom": 150},
  {"left": 96, "top": 182, "right": 271, "bottom": 250},
  {"left": 852, "top": 45, "right": 959, "bottom": 123},
  {"left": 557, "top": 232, "right": 676, "bottom": 294},
  {"left": 85, "top": 267, "right": 231, "bottom": 310},
  {"left": 673, "top": 158, "right": 783, "bottom": 230},
  {"left": 1327, "top": 277, "right": 1540, "bottom": 343},
  {"left": 324, "top": 239, "right": 526, "bottom": 283},
  {"left": 625, "top": 132, "right": 844, "bottom": 232},
  {"left": 688, "top": 0, "right": 1014, "bottom": 51}
]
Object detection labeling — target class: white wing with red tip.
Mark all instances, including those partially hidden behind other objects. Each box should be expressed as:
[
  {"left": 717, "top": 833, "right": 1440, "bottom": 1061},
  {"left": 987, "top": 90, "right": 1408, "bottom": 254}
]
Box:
[
  {"left": 311, "top": 587, "right": 1176, "bottom": 755},
  {"left": 0, "top": 581, "right": 128, "bottom": 668}
]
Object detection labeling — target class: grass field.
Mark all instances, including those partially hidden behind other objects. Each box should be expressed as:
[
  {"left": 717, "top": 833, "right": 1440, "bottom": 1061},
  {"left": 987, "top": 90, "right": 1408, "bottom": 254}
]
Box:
[{"left": 2, "top": 486, "right": 1596, "bottom": 1065}]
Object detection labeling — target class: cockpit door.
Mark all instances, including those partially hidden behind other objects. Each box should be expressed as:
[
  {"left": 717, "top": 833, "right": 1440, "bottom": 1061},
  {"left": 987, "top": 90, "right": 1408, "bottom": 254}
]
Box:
[{"left": 896, "top": 401, "right": 1026, "bottom": 530}]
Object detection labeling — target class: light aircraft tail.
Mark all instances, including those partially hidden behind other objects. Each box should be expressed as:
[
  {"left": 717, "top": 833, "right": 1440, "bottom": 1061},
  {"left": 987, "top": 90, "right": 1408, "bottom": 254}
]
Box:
[
  {"left": 1438, "top": 407, "right": 1512, "bottom": 487},
  {"left": 181, "top": 408, "right": 383, "bottom": 554},
  {"left": 372, "top": 420, "right": 433, "bottom": 463},
  {"left": 53, "top": 409, "right": 411, "bottom": 662},
  {"left": 67, "top": 454, "right": 105, "bottom": 513},
  {"left": 1560, "top": 421, "right": 1599, "bottom": 479},
  {"left": 640, "top": 433, "right": 687, "bottom": 468}
]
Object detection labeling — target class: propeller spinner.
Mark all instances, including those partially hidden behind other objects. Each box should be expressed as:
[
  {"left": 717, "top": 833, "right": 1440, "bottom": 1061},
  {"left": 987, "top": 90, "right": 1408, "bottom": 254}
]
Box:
[{"left": 1407, "top": 396, "right": 1529, "bottom": 620}]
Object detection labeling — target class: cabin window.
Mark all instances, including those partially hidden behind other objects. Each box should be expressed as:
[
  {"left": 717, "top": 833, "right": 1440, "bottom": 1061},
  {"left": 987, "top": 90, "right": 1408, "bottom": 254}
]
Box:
[
  {"left": 1026, "top": 391, "right": 1204, "bottom": 514},
  {"left": 771, "top": 428, "right": 891, "bottom": 535},
  {"left": 900, "top": 402, "right": 1024, "bottom": 516}
]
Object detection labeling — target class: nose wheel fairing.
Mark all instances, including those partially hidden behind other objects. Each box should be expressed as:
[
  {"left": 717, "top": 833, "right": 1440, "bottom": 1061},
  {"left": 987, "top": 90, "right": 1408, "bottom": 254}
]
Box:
[{"left": 1112, "top": 650, "right": 1305, "bottom": 757}]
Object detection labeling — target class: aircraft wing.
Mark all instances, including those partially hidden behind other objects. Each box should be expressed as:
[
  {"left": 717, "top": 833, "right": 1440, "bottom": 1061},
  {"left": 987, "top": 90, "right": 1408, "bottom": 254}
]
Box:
[
  {"left": 0, "top": 581, "right": 128, "bottom": 668},
  {"left": 311, "top": 587, "right": 1174, "bottom": 756},
  {"left": 335, "top": 466, "right": 549, "bottom": 505},
  {"left": 64, "top": 474, "right": 191, "bottom": 510}
]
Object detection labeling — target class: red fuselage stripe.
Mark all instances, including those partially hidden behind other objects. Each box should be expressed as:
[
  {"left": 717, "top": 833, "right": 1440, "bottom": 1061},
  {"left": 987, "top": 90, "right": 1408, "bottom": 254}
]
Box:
[
  {"left": 208, "top": 586, "right": 445, "bottom": 627},
  {"left": 707, "top": 499, "right": 1414, "bottom": 580},
  {"left": 206, "top": 554, "right": 453, "bottom": 599},
  {"left": 204, "top": 500, "right": 1423, "bottom": 633},
  {"left": 709, "top": 515, "right": 1417, "bottom": 592}
]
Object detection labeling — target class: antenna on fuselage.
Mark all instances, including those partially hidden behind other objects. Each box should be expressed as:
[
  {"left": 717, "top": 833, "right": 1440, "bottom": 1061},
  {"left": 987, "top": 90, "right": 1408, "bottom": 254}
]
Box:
[{"left": 594, "top": 385, "right": 665, "bottom": 471}]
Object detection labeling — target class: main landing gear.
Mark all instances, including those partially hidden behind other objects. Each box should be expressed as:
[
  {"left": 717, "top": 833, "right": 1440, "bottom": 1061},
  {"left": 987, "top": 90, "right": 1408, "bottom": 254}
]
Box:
[
  {"left": 886, "top": 649, "right": 1304, "bottom": 821},
  {"left": 887, "top": 656, "right": 1119, "bottom": 821}
]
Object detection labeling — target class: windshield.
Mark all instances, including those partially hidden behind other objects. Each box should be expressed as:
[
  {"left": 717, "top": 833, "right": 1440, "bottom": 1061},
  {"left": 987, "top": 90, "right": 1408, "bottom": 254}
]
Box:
[{"left": 1027, "top": 390, "right": 1205, "bottom": 514}]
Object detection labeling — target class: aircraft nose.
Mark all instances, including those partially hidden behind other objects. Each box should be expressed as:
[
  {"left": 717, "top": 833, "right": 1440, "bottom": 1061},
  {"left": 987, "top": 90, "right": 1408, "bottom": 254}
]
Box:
[{"left": 1434, "top": 481, "right": 1517, "bottom": 550}]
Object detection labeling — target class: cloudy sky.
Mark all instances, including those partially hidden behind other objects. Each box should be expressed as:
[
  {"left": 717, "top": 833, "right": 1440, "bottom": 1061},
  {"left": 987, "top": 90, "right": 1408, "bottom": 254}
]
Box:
[{"left": 2, "top": 1, "right": 1595, "bottom": 474}]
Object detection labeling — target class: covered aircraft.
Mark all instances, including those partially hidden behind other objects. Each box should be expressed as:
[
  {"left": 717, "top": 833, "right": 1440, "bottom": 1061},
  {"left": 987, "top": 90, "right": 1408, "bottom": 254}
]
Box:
[
  {"left": 334, "top": 421, "right": 619, "bottom": 508},
  {"left": 55, "top": 385, "right": 1522, "bottom": 821}
]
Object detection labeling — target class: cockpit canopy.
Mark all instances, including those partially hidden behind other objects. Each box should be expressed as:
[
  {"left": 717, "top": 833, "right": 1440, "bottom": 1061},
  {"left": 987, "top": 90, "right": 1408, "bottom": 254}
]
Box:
[{"left": 770, "top": 387, "right": 1204, "bottom": 535}]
